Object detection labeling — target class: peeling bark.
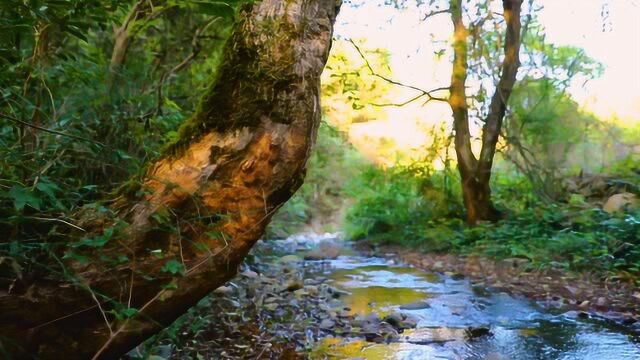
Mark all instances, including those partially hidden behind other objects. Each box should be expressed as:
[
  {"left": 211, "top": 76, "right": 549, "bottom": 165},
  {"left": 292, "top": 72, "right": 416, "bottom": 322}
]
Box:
[
  {"left": 0, "top": 1, "right": 340, "bottom": 358},
  {"left": 448, "top": 0, "right": 522, "bottom": 224}
]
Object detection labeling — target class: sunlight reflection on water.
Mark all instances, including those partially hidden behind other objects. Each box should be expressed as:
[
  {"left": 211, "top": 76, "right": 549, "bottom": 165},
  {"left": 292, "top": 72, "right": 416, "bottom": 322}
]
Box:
[{"left": 314, "top": 256, "right": 640, "bottom": 360}]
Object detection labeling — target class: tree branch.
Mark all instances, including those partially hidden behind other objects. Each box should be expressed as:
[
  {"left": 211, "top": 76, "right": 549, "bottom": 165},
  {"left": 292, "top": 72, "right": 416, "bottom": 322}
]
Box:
[
  {"left": 422, "top": 8, "right": 451, "bottom": 21},
  {"left": 0, "top": 112, "right": 104, "bottom": 146},
  {"left": 348, "top": 39, "right": 448, "bottom": 106},
  {"left": 477, "top": 0, "right": 523, "bottom": 183}
]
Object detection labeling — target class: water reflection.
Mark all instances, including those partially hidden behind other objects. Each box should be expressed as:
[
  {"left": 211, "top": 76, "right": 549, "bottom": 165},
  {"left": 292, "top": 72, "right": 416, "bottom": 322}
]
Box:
[{"left": 313, "top": 256, "right": 640, "bottom": 360}]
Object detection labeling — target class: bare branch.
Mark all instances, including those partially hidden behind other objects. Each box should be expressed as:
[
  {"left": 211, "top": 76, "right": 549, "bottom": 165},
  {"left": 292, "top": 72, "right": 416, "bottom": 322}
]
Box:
[
  {"left": 347, "top": 39, "right": 449, "bottom": 107},
  {"left": 0, "top": 112, "right": 104, "bottom": 146},
  {"left": 422, "top": 8, "right": 451, "bottom": 21}
]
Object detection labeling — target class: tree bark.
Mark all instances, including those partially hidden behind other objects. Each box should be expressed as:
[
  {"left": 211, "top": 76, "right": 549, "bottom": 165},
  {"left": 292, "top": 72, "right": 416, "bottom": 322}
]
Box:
[
  {"left": 0, "top": 0, "right": 340, "bottom": 358},
  {"left": 109, "top": 0, "right": 150, "bottom": 75},
  {"left": 448, "top": 0, "right": 522, "bottom": 224}
]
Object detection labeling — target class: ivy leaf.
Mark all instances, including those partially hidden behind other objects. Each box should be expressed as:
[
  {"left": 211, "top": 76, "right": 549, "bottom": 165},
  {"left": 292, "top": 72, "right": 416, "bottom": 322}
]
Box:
[
  {"left": 161, "top": 259, "right": 185, "bottom": 275},
  {"left": 9, "top": 186, "right": 42, "bottom": 211},
  {"left": 120, "top": 307, "right": 138, "bottom": 318},
  {"left": 35, "top": 180, "right": 60, "bottom": 199},
  {"left": 72, "top": 227, "right": 114, "bottom": 248},
  {"left": 62, "top": 251, "right": 90, "bottom": 265}
]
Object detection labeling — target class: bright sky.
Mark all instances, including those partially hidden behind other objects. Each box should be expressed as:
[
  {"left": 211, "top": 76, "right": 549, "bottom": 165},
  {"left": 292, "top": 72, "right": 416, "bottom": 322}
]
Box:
[{"left": 333, "top": 0, "right": 640, "bottom": 155}]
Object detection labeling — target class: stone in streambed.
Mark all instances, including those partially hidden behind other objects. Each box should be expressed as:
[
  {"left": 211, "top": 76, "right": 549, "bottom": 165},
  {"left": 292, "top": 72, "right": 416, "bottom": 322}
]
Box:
[
  {"left": 213, "top": 285, "right": 234, "bottom": 296},
  {"left": 284, "top": 279, "right": 303, "bottom": 292},
  {"left": 304, "top": 285, "right": 319, "bottom": 296},
  {"left": 383, "top": 313, "right": 404, "bottom": 327},
  {"left": 303, "top": 240, "right": 342, "bottom": 260},
  {"left": 465, "top": 326, "right": 492, "bottom": 339},
  {"left": 400, "top": 316, "right": 418, "bottom": 329},
  {"left": 278, "top": 254, "right": 302, "bottom": 264},
  {"left": 241, "top": 270, "right": 259, "bottom": 279},
  {"left": 400, "top": 301, "right": 431, "bottom": 310},
  {"left": 319, "top": 319, "right": 335, "bottom": 330},
  {"left": 327, "top": 286, "right": 351, "bottom": 298}
]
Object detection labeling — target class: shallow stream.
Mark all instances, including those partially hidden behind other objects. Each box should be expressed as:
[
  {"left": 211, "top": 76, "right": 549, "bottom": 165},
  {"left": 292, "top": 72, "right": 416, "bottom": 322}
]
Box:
[{"left": 277, "top": 240, "right": 640, "bottom": 359}]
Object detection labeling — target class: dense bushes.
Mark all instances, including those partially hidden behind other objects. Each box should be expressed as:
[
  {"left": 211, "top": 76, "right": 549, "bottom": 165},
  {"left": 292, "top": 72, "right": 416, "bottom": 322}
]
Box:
[
  {"left": 0, "top": 1, "right": 235, "bottom": 260},
  {"left": 343, "top": 158, "right": 640, "bottom": 277}
]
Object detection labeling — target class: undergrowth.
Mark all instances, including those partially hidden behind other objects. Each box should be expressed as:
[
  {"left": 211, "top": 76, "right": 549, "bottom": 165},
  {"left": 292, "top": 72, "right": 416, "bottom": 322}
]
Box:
[{"left": 344, "top": 156, "right": 640, "bottom": 278}]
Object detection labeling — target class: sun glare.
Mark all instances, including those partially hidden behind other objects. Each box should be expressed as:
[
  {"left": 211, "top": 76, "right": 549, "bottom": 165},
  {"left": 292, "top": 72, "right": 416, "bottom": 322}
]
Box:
[{"left": 329, "top": 0, "right": 640, "bottom": 165}]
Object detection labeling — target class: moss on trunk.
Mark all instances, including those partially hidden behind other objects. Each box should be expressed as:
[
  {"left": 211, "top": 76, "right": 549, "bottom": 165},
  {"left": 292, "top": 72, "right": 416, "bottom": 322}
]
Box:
[{"left": 0, "top": 1, "right": 341, "bottom": 358}]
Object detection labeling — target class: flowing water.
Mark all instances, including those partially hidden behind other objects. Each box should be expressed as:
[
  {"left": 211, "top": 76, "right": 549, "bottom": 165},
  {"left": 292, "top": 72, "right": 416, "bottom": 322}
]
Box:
[{"left": 272, "top": 237, "right": 640, "bottom": 360}]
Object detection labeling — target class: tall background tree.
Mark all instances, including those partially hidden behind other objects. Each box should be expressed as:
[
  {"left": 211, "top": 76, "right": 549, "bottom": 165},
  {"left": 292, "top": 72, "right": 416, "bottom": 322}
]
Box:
[{"left": 447, "top": 0, "right": 523, "bottom": 223}]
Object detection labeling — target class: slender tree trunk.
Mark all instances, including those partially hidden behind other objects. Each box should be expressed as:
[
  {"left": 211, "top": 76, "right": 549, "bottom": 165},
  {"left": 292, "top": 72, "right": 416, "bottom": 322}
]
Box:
[
  {"left": 0, "top": 1, "right": 340, "bottom": 358},
  {"left": 109, "top": 0, "right": 149, "bottom": 75},
  {"left": 448, "top": 0, "right": 522, "bottom": 224}
]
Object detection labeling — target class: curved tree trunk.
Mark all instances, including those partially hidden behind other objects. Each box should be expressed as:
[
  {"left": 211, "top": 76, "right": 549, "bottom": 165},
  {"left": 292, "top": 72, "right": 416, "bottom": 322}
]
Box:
[{"left": 0, "top": 1, "right": 340, "bottom": 358}]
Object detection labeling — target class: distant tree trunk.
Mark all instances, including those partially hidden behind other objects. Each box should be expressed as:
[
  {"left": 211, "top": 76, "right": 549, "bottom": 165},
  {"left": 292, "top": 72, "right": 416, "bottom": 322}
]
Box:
[
  {"left": 109, "top": 0, "right": 150, "bottom": 75},
  {"left": 0, "top": 1, "right": 340, "bottom": 359},
  {"left": 448, "top": 0, "right": 522, "bottom": 224}
]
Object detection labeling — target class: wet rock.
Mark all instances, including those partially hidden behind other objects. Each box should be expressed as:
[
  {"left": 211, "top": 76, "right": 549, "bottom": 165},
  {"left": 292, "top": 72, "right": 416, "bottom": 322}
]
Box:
[
  {"left": 400, "top": 316, "right": 418, "bottom": 329},
  {"left": 214, "top": 285, "right": 234, "bottom": 296},
  {"left": 451, "top": 273, "right": 465, "bottom": 280},
  {"left": 284, "top": 279, "right": 303, "bottom": 292},
  {"left": 383, "top": 313, "right": 403, "bottom": 327},
  {"left": 400, "top": 327, "right": 465, "bottom": 344},
  {"left": 319, "top": 319, "right": 335, "bottom": 330},
  {"left": 400, "top": 301, "right": 431, "bottom": 310},
  {"left": 561, "top": 310, "right": 580, "bottom": 318},
  {"left": 596, "top": 296, "right": 608, "bottom": 309},
  {"left": 241, "top": 270, "right": 259, "bottom": 279},
  {"left": 472, "top": 285, "right": 492, "bottom": 297},
  {"left": 327, "top": 286, "right": 351, "bottom": 298},
  {"left": 465, "top": 326, "right": 492, "bottom": 339},
  {"left": 278, "top": 255, "right": 302, "bottom": 264},
  {"left": 304, "top": 285, "right": 319, "bottom": 296},
  {"left": 304, "top": 240, "right": 341, "bottom": 260}
]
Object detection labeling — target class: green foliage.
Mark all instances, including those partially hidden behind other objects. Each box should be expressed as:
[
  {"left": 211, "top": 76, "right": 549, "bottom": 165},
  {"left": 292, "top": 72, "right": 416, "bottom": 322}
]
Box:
[
  {"left": 344, "top": 162, "right": 463, "bottom": 250},
  {"left": 320, "top": 39, "right": 394, "bottom": 129},
  {"left": 343, "top": 162, "right": 640, "bottom": 277},
  {"left": 1, "top": 0, "right": 239, "bottom": 246}
]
